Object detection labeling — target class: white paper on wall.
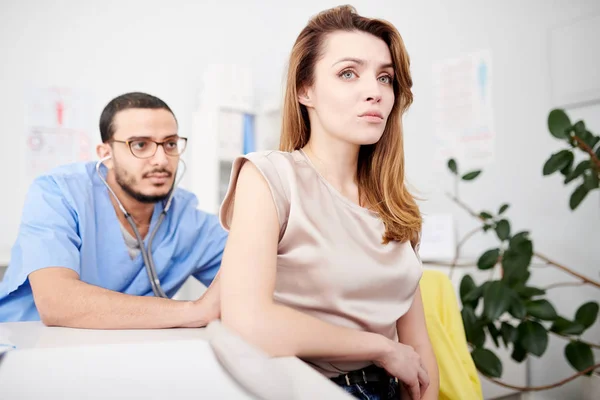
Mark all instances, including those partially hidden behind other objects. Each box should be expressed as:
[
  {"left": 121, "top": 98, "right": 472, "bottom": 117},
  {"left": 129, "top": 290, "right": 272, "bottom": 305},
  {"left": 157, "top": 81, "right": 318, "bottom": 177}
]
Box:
[
  {"left": 25, "top": 87, "right": 95, "bottom": 181},
  {"left": 418, "top": 214, "right": 457, "bottom": 262},
  {"left": 432, "top": 50, "right": 495, "bottom": 170}
]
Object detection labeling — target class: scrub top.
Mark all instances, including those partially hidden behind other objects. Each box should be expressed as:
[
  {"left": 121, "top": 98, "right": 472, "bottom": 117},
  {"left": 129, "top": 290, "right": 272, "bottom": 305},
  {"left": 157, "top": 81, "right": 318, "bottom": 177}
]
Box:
[{"left": 0, "top": 161, "right": 228, "bottom": 322}]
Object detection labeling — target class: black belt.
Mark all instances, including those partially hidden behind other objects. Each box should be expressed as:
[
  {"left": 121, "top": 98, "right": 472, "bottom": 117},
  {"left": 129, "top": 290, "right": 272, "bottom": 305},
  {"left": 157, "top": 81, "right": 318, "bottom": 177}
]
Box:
[{"left": 330, "top": 365, "right": 391, "bottom": 386}]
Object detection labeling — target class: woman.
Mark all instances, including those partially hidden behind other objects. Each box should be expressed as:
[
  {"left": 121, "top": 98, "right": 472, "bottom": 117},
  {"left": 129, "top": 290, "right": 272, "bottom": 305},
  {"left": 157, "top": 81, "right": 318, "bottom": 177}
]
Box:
[{"left": 218, "top": 5, "right": 439, "bottom": 400}]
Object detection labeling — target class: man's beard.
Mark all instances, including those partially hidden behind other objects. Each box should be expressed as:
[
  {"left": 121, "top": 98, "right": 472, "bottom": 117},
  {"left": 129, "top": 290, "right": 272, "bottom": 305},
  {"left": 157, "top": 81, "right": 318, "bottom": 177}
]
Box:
[{"left": 115, "top": 168, "right": 173, "bottom": 204}]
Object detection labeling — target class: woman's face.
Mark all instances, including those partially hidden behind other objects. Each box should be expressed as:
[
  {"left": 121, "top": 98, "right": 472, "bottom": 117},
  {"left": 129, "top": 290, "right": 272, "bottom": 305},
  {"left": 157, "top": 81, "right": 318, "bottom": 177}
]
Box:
[{"left": 300, "top": 30, "right": 396, "bottom": 147}]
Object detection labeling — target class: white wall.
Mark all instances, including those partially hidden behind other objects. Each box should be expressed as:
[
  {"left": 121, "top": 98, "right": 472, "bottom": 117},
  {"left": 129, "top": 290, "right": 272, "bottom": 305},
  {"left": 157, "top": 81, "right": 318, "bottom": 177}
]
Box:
[{"left": 1, "top": 1, "right": 599, "bottom": 398}]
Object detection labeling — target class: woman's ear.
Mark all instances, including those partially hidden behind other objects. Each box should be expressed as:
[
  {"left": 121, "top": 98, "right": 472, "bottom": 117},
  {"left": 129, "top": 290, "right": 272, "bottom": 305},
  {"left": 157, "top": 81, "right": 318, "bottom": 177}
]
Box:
[{"left": 297, "top": 86, "right": 314, "bottom": 108}]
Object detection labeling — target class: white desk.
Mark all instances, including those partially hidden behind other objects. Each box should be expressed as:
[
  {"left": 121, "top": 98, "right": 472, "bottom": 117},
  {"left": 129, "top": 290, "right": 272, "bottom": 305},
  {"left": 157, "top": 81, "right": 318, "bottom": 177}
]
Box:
[{"left": 0, "top": 321, "right": 352, "bottom": 400}]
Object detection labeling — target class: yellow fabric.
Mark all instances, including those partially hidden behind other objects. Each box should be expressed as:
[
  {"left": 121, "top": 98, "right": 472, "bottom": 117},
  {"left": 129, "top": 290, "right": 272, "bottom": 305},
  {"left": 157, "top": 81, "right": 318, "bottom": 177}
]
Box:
[{"left": 420, "top": 269, "right": 483, "bottom": 400}]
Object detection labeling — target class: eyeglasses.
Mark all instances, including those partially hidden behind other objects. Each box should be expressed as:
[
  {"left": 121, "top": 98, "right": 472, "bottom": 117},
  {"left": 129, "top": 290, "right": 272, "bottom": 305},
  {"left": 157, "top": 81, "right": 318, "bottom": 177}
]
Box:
[{"left": 111, "top": 137, "right": 188, "bottom": 159}]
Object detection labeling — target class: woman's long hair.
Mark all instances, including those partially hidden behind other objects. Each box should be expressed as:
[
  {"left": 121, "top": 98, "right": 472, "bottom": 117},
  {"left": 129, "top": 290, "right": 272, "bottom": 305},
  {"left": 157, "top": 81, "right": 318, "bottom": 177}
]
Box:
[{"left": 279, "top": 5, "right": 421, "bottom": 246}]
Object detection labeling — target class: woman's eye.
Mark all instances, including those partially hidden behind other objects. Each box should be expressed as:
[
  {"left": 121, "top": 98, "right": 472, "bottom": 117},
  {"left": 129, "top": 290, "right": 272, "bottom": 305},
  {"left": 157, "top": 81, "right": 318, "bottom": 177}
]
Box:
[
  {"left": 379, "top": 75, "right": 393, "bottom": 84},
  {"left": 340, "top": 70, "right": 356, "bottom": 79}
]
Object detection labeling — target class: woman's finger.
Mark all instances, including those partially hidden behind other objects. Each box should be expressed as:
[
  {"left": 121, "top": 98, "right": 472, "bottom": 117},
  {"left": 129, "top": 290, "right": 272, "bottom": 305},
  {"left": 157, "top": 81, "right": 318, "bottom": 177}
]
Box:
[
  {"left": 408, "top": 380, "right": 420, "bottom": 400},
  {"left": 418, "top": 366, "right": 430, "bottom": 393}
]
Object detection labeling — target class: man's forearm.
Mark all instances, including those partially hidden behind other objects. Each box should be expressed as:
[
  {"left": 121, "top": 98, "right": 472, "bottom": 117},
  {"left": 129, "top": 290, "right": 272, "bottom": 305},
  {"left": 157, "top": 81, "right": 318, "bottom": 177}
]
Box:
[{"left": 37, "top": 279, "right": 205, "bottom": 329}]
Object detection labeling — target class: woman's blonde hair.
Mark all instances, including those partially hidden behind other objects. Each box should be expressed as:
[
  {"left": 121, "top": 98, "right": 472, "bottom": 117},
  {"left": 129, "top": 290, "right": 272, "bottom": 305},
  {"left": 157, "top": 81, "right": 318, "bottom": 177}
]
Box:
[{"left": 279, "top": 5, "right": 421, "bottom": 245}]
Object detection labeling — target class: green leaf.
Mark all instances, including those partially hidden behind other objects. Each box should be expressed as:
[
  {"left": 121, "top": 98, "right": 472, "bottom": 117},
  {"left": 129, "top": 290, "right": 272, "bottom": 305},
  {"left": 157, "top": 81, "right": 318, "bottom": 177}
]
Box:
[
  {"left": 471, "top": 348, "right": 503, "bottom": 378},
  {"left": 462, "top": 306, "right": 485, "bottom": 348},
  {"left": 570, "top": 184, "right": 589, "bottom": 210},
  {"left": 548, "top": 109, "right": 571, "bottom": 139},
  {"left": 564, "top": 160, "right": 591, "bottom": 184},
  {"left": 502, "top": 233, "right": 533, "bottom": 287},
  {"left": 515, "top": 286, "right": 546, "bottom": 299},
  {"left": 498, "top": 204, "right": 510, "bottom": 214},
  {"left": 550, "top": 317, "right": 585, "bottom": 336},
  {"left": 483, "top": 281, "right": 513, "bottom": 320},
  {"left": 487, "top": 323, "right": 501, "bottom": 347},
  {"left": 583, "top": 170, "right": 599, "bottom": 190},
  {"left": 575, "top": 302, "right": 599, "bottom": 329},
  {"left": 501, "top": 322, "right": 518, "bottom": 347},
  {"left": 509, "top": 231, "right": 533, "bottom": 252},
  {"left": 511, "top": 341, "right": 527, "bottom": 363},
  {"left": 483, "top": 224, "right": 493, "bottom": 232},
  {"left": 503, "top": 268, "right": 531, "bottom": 289},
  {"left": 448, "top": 159, "right": 458, "bottom": 174},
  {"left": 526, "top": 299, "right": 558, "bottom": 321},
  {"left": 462, "top": 170, "right": 482, "bottom": 181},
  {"left": 463, "top": 287, "right": 483, "bottom": 307},
  {"left": 479, "top": 211, "right": 493, "bottom": 220},
  {"left": 508, "top": 294, "right": 527, "bottom": 320},
  {"left": 459, "top": 275, "right": 477, "bottom": 305},
  {"left": 477, "top": 248, "right": 500, "bottom": 270},
  {"left": 518, "top": 321, "right": 548, "bottom": 357},
  {"left": 495, "top": 219, "right": 511, "bottom": 241},
  {"left": 462, "top": 305, "right": 476, "bottom": 333},
  {"left": 577, "top": 127, "right": 598, "bottom": 149},
  {"left": 560, "top": 155, "right": 574, "bottom": 176},
  {"left": 573, "top": 121, "right": 586, "bottom": 135},
  {"left": 565, "top": 341, "right": 594, "bottom": 374},
  {"left": 589, "top": 134, "right": 600, "bottom": 150},
  {"left": 480, "top": 281, "right": 492, "bottom": 293},
  {"left": 543, "top": 150, "right": 574, "bottom": 176}
]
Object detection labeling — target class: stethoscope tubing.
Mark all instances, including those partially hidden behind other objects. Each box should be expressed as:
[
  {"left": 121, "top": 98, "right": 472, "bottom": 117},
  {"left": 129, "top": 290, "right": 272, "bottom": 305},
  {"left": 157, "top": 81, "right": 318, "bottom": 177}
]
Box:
[{"left": 95, "top": 156, "right": 186, "bottom": 298}]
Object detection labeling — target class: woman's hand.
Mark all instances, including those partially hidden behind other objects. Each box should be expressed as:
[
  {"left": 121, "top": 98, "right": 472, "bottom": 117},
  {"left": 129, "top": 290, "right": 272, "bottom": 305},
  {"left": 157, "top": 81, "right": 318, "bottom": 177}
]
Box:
[{"left": 375, "top": 339, "right": 430, "bottom": 399}]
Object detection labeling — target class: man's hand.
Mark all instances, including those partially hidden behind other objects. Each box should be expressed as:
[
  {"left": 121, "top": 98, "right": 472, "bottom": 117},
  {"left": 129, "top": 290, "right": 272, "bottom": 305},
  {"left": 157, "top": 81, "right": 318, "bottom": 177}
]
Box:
[{"left": 180, "top": 274, "right": 221, "bottom": 328}]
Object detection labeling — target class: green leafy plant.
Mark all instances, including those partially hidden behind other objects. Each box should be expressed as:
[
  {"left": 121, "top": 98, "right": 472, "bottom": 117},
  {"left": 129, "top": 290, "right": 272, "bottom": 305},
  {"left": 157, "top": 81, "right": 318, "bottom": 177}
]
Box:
[
  {"left": 544, "top": 109, "right": 600, "bottom": 209},
  {"left": 440, "top": 109, "right": 600, "bottom": 392}
]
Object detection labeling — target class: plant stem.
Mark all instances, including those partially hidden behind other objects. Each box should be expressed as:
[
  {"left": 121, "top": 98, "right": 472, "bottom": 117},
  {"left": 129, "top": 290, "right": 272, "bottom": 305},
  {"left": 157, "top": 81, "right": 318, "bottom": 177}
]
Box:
[
  {"left": 534, "top": 253, "right": 600, "bottom": 289},
  {"left": 447, "top": 192, "right": 481, "bottom": 220},
  {"left": 449, "top": 226, "right": 481, "bottom": 279},
  {"left": 454, "top": 174, "right": 460, "bottom": 200},
  {"left": 446, "top": 192, "right": 600, "bottom": 289},
  {"left": 584, "top": 340, "right": 600, "bottom": 350},
  {"left": 549, "top": 331, "right": 600, "bottom": 350},
  {"left": 572, "top": 135, "right": 600, "bottom": 171},
  {"left": 531, "top": 262, "right": 551, "bottom": 268},
  {"left": 544, "top": 281, "right": 586, "bottom": 290},
  {"left": 483, "top": 363, "right": 599, "bottom": 392}
]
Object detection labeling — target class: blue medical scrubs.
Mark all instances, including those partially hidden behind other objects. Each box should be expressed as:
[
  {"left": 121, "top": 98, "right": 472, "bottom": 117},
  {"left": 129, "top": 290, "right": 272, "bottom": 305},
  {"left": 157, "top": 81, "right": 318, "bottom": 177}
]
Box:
[{"left": 0, "top": 161, "right": 228, "bottom": 322}]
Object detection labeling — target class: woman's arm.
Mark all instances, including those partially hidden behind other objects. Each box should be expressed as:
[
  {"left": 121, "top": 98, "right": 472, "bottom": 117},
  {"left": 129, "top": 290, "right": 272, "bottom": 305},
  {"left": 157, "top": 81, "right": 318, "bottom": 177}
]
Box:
[
  {"left": 220, "top": 161, "right": 392, "bottom": 361},
  {"left": 220, "top": 161, "right": 428, "bottom": 397},
  {"left": 396, "top": 286, "right": 440, "bottom": 399}
]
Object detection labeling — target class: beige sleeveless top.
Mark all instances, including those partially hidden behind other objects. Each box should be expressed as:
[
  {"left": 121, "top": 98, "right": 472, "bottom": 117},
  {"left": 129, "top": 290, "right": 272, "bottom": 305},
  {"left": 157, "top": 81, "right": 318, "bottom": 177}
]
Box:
[{"left": 219, "top": 150, "right": 423, "bottom": 377}]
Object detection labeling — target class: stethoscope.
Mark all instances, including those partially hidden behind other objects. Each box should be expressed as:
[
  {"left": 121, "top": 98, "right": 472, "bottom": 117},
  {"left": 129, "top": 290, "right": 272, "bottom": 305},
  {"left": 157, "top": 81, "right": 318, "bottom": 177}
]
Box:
[{"left": 95, "top": 155, "right": 187, "bottom": 298}]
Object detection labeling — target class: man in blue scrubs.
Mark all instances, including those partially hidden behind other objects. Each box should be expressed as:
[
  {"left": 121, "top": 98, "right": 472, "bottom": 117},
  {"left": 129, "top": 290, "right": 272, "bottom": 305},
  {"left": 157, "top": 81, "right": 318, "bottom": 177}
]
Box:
[{"left": 0, "top": 92, "right": 228, "bottom": 329}]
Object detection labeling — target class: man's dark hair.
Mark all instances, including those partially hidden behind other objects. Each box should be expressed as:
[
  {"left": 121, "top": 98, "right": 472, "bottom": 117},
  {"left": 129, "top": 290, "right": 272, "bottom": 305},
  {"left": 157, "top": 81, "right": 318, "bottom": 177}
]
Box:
[{"left": 99, "top": 92, "right": 176, "bottom": 143}]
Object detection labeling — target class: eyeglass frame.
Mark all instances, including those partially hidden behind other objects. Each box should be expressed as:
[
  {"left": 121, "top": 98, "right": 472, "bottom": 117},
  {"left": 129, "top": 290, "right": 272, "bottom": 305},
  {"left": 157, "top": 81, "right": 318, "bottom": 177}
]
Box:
[{"left": 109, "top": 136, "right": 188, "bottom": 159}]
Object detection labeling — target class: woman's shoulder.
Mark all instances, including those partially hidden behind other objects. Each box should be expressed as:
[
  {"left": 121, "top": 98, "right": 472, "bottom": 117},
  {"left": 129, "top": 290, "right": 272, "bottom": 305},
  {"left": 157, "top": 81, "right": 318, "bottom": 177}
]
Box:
[
  {"left": 236, "top": 149, "right": 305, "bottom": 176},
  {"left": 242, "top": 149, "right": 299, "bottom": 164},
  {"left": 221, "top": 150, "right": 300, "bottom": 233}
]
